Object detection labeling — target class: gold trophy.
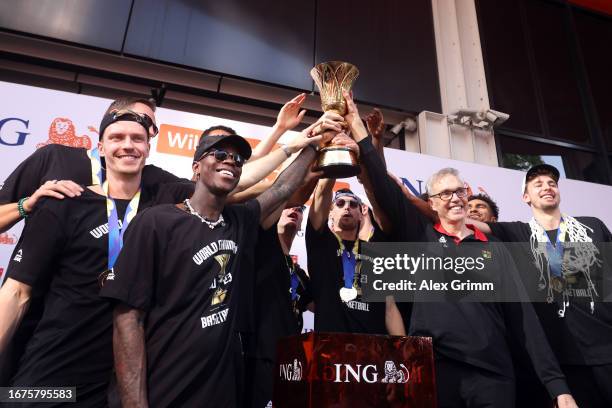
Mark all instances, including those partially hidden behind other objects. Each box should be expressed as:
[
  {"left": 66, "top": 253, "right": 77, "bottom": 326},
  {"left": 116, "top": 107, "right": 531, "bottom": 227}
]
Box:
[
  {"left": 310, "top": 61, "right": 360, "bottom": 179},
  {"left": 212, "top": 254, "right": 230, "bottom": 305}
]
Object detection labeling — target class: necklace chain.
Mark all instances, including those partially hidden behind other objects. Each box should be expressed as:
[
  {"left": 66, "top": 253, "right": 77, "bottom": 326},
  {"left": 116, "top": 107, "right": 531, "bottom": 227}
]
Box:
[{"left": 184, "top": 199, "right": 225, "bottom": 229}]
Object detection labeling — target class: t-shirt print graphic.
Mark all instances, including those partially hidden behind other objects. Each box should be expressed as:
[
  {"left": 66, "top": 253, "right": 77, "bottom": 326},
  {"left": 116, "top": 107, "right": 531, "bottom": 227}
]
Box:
[{"left": 211, "top": 253, "right": 231, "bottom": 306}]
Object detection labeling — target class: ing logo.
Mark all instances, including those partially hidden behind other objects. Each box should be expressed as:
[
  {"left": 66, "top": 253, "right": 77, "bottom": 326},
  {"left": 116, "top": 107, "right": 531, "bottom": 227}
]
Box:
[{"left": 279, "top": 359, "right": 303, "bottom": 382}]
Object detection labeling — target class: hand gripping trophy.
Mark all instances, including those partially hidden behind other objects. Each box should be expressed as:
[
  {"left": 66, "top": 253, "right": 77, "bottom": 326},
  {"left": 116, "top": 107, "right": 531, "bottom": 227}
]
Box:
[{"left": 310, "top": 61, "right": 360, "bottom": 179}]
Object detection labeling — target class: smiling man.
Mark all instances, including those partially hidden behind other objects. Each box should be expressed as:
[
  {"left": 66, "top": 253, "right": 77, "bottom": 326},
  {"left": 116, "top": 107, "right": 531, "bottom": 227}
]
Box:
[
  {"left": 0, "top": 97, "right": 183, "bottom": 234},
  {"left": 343, "top": 90, "right": 578, "bottom": 408},
  {"left": 467, "top": 193, "right": 499, "bottom": 223},
  {"left": 0, "top": 108, "right": 194, "bottom": 406},
  {"left": 471, "top": 164, "right": 612, "bottom": 407}
]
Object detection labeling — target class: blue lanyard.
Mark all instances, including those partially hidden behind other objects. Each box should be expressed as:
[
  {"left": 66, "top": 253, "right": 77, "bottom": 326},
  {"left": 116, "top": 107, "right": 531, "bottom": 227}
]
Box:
[
  {"left": 333, "top": 235, "right": 360, "bottom": 290},
  {"left": 88, "top": 147, "right": 104, "bottom": 185},
  {"left": 341, "top": 246, "right": 358, "bottom": 289},
  {"left": 289, "top": 270, "right": 300, "bottom": 301},
  {"left": 103, "top": 181, "right": 141, "bottom": 270},
  {"left": 545, "top": 226, "right": 564, "bottom": 278},
  {"left": 286, "top": 255, "right": 300, "bottom": 301}
]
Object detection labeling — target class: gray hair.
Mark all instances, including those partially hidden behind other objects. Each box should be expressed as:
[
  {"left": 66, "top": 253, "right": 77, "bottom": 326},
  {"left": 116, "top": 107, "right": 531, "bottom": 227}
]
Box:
[{"left": 426, "top": 167, "right": 464, "bottom": 194}]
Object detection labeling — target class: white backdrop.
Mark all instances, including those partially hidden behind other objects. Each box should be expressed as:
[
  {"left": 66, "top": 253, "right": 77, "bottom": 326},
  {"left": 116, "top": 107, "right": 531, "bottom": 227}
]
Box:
[{"left": 2, "top": 80, "right": 612, "bottom": 285}]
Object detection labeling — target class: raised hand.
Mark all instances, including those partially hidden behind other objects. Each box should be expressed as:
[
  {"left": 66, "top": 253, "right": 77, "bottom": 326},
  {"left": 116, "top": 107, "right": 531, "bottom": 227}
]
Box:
[
  {"left": 287, "top": 115, "right": 332, "bottom": 154},
  {"left": 287, "top": 125, "right": 323, "bottom": 154},
  {"left": 331, "top": 133, "right": 359, "bottom": 157},
  {"left": 275, "top": 93, "right": 307, "bottom": 131},
  {"left": 365, "top": 108, "right": 385, "bottom": 140},
  {"left": 307, "top": 111, "right": 344, "bottom": 137},
  {"left": 342, "top": 91, "right": 368, "bottom": 142},
  {"left": 304, "top": 111, "right": 345, "bottom": 148}
]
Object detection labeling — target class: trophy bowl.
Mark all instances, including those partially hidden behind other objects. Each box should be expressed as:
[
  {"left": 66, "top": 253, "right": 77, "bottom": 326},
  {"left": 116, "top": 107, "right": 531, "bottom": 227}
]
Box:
[{"left": 310, "top": 61, "right": 361, "bottom": 179}]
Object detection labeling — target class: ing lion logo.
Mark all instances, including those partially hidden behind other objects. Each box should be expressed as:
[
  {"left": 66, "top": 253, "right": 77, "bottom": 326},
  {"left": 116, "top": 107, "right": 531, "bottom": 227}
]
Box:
[
  {"left": 37, "top": 118, "right": 94, "bottom": 150},
  {"left": 0, "top": 233, "right": 17, "bottom": 245},
  {"left": 292, "top": 359, "right": 302, "bottom": 381},
  {"left": 381, "top": 361, "right": 410, "bottom": 384}
]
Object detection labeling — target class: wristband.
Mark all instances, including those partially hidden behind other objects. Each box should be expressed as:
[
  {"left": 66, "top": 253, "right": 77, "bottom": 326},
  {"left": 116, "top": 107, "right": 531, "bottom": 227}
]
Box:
[{"left": 18, "top": 197, "right": 30, "bottom": 218}]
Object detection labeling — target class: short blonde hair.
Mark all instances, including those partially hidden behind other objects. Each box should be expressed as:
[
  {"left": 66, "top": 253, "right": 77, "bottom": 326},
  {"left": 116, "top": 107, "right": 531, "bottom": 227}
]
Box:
[{"left": 426, "top": 168, "right": 463, "bottom": 194}]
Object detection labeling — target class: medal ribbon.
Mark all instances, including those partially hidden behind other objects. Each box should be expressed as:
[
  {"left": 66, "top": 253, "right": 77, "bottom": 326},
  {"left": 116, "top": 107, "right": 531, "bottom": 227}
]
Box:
[
  {"left": 286, "top": 255, "right": 300, "bottom": 301},
  {"left": 87, "top": 147, "right": 104, "bottom": 185},
  {"left": 103, "top": 181, "right": 141, "bottom": 270},
  {"left": 334, "top": 235, "right": 360, "bottom": 289},
  {"left": 544, "top": 219, "right": 567, "bottom": 278}
]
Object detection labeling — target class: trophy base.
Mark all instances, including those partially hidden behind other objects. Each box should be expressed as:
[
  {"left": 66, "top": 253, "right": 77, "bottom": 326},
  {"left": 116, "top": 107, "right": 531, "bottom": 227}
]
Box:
[{"left": 315, "top": 147, "right": 361, "bottom": 179}]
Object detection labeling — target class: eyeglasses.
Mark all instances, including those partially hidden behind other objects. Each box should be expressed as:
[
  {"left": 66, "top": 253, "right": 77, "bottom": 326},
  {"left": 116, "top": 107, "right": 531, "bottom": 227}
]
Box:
[
  {"left": 200, "top": 149, "right": 245, "bottom": 167},
  {"left": 334, "top": 198, "right": 359, "bottom": 209},
  {"left": 429, "top": 187, "right": 468, "bottom": 201},
  {"left": 112, "top": 109, "right": 158, "bottom": 137}
]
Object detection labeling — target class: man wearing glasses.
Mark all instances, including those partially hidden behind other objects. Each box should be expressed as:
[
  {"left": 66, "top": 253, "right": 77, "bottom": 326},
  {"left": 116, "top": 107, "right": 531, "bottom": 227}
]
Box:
[
  {"left": 343, "top": 91, "right": 578, "bottom": 408},
  {"left": 306, "top": 149, "right": 405, "bottom": 336},
  {"left": 0, "top": 108, "right": 195, "bottom": 406}
]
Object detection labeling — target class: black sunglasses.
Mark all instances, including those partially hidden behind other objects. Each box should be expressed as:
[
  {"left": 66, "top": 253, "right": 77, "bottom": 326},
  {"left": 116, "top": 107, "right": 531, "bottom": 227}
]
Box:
[
  {"left": 334, "top": 198, "right": 359, "bottom": 209},
  {"left": 201, "top": 149, "right": 245, "bottom": 167}
]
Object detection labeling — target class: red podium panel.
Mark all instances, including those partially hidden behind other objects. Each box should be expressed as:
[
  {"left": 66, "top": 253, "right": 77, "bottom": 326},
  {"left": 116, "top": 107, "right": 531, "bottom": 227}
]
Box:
[{"left": 273, "top": 332, "right": 436, "bottom": 408}]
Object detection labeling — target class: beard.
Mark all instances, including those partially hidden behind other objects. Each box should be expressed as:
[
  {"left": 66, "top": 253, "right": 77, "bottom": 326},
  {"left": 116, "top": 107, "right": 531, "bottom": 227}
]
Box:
[{"left": 337, "top": 217, "right": 358, "bottom": 232}]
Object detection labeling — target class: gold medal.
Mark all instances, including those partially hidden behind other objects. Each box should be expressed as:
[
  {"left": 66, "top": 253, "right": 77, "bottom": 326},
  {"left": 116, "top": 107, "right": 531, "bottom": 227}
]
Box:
[{"left": 551, "top": 276, "right": 566, "bottom": 293}]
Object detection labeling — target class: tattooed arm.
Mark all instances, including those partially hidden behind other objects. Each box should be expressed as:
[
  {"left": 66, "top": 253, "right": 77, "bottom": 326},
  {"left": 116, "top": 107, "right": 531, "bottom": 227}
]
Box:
[
  {"left": 256, "top": 147, "right": 319, "bottom": 223},
  {"left": 113, "top": 305, "right": 148, "bottom": 408}
]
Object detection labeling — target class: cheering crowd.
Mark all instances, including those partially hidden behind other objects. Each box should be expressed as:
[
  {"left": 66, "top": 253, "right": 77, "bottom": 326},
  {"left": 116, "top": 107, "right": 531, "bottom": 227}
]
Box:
[{"left": 0, "top": 91, "right": 610, "bottom": 408}]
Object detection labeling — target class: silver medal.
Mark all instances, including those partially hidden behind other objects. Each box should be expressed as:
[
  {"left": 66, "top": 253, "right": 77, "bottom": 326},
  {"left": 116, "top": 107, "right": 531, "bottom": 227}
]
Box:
[{"left": 339, "top": 287, "right": 358, "bottom": 302}]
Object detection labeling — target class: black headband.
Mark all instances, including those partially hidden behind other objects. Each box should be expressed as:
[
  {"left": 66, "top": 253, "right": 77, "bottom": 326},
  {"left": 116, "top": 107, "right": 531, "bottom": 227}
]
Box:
[{"left": 99, "top": 109, "right": 153, "bottom": 140}]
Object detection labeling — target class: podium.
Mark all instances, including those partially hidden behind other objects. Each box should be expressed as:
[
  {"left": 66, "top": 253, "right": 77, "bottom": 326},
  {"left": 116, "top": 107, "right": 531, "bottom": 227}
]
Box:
[{"left": 273, "top": 332, "right": 436, "bottom": 408}]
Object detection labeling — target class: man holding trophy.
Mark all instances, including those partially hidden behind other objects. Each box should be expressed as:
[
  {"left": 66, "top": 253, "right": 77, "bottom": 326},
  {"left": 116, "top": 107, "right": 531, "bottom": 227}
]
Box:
[
  {"left": 306, "top": 61, "right": 405, "bottom": 336},
  {"left": 340, "top": 83, "right": 578, "bottom": 406}
]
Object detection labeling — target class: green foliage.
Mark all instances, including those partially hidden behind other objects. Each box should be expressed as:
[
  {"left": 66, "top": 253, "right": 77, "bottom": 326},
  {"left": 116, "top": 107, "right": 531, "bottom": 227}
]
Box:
[{"left": 502, "top": 153, "right": 545, "bottom": 171}]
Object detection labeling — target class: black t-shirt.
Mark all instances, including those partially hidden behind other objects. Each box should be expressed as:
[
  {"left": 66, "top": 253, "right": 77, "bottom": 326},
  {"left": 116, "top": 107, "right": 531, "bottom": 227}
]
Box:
[
  {"left": 358, "top": 137, "right": 569, "bottom": 397},
  {"left": 100, "top": 201, "right": 261, "bottom": 407},
  {"left": 247, "top": 224, "right": 312, "bottom": 361},
  {"left": 489, "top": 218, "right": 612, "bottom": 365},
  {"left": 305, "top": 219, "right": 386, "bottom": 334},
  {"left": 5, "top": 181, "right": 194, "bottom": 387},
  {"left": 0, "top": 144, "right": 191, "bottom": 383},
  {"left": 7, "top": 190, "right": 129, "bottom": 385},
  {"left": 0, "top": 144, "right": 186, "bottom": 205}
]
